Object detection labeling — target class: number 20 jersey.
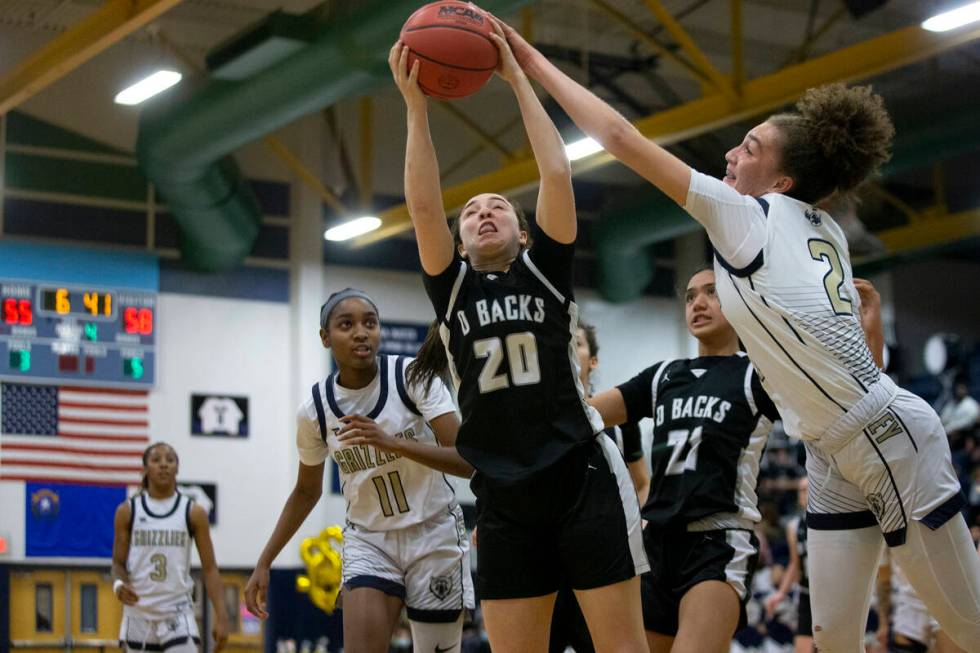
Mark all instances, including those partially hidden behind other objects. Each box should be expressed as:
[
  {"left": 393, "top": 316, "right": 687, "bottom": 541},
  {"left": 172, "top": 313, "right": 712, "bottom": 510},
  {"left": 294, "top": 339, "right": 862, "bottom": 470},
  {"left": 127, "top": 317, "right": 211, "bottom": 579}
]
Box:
[{"left": 424, "top": 242, "right": 604, "bottom": 484}]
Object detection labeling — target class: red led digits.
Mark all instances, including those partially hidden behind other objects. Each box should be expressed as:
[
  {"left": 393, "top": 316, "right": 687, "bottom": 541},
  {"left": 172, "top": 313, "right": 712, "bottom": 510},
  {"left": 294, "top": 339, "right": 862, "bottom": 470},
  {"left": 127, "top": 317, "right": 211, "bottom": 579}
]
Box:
[
  {"left": 3, "top": 298, "right": 32, "bottom": 325},
  {"left": 124, "top": 307, "right": 154, "bottom": 335}
]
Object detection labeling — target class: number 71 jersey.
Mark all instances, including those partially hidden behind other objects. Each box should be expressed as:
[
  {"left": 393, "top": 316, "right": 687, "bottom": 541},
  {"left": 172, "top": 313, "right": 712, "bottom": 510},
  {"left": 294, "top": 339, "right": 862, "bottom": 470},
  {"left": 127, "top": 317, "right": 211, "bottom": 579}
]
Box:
[
  {"left": 297, "top": 355, "right": 459, "bottom": 532},
  {"left": 712, "top": 192, "right": 883, "bottom": 443}
]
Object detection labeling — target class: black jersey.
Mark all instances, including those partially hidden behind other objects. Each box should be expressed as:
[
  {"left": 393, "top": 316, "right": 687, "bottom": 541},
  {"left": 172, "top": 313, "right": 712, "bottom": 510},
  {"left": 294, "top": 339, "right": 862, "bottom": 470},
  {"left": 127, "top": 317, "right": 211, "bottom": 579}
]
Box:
[
  {"left": 423, "top": 226, "right": 603, "bottom": 483},
  {"left": 618, "top": 354, "right": 778, "bottom": 528}
]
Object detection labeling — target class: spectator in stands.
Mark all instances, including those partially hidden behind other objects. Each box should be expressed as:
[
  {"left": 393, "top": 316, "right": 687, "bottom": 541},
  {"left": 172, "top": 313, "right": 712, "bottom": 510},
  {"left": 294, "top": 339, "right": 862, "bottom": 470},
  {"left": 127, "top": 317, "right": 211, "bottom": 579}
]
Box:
[{"left": 940, "top": 380, "right": 979, "bottom": 445}]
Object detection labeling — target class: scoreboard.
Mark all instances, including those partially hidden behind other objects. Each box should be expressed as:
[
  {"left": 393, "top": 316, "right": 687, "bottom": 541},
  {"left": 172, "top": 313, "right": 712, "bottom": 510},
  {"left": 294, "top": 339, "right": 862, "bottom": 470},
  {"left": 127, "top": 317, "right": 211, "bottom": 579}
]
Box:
[{"left": 0, "top": 280, "right": 156, "bottom": 387}]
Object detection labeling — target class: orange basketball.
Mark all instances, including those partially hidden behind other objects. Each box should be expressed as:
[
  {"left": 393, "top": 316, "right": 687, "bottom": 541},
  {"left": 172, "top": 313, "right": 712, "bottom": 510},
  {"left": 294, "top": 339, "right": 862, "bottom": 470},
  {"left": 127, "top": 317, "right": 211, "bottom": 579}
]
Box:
[{"left": 400, "top": 1, "right": 499, "bottom": 100}]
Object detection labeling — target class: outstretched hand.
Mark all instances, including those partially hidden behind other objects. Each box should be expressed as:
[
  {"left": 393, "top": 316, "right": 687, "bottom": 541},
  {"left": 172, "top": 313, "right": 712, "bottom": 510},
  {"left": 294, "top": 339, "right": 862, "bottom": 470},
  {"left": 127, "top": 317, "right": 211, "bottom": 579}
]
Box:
[
  {"left": 388, "top": 41, "right": 426, "bottom": 110},
  {"left": 489, "top": 14, "right": 538, "bottom": 72},
  {"left": 487, "top": 19, "right": 523, "bottom": 84}
]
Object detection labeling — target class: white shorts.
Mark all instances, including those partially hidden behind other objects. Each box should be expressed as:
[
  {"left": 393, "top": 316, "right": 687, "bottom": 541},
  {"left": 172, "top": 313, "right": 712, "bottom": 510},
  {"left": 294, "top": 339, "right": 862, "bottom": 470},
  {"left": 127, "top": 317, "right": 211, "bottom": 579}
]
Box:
[
  {"left": 342, "top": 504, "right": 475, "bottom": 622},
  {"left": 119, "top": 607, "right": 199, "bottom": 652},
  {"left": 805, "top": 389, "right": 963, "bottom": 546}
]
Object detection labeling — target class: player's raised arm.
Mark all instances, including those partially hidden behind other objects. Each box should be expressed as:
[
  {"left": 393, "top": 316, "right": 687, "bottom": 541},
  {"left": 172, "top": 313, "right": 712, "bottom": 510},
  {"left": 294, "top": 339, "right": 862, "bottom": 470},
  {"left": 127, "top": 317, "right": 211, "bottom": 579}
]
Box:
[
  {"left": 489, "top": 21, "right": 575, "bottom": 245},
  {"left": 495, "top": 18, "right": 690, "bottom": 207},
  {"left": 389, "top": 42, "right": 455, "bottom": 276}
]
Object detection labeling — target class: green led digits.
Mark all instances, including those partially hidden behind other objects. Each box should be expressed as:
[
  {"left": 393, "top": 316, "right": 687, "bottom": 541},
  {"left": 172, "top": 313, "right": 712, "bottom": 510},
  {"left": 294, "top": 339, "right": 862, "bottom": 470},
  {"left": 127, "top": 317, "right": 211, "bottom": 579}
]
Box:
[
  {"left": 9, "top": 349, "right": 30, "bottom": 371},
  {"left": 124, "top": 357, "right": 144, "bottom": 379},
  {"left": 84, "top": 323, "right": 98, "bottom": 341}
]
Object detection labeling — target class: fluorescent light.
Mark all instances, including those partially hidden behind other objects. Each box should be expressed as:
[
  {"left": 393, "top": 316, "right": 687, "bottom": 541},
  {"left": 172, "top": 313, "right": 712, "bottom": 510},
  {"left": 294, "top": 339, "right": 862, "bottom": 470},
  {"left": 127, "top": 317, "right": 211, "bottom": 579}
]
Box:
[
  {"left": 114, "top": 70, "right": 182, "bottom": 105},
  {"left": 922, "top": 1, "right": 980, "bottom": 32},
  {"left": 565, "top": 137, "right": 603, "bottom": 161},
  {"left": 324, "top": 216, "right": 382, "bottom": 241}
]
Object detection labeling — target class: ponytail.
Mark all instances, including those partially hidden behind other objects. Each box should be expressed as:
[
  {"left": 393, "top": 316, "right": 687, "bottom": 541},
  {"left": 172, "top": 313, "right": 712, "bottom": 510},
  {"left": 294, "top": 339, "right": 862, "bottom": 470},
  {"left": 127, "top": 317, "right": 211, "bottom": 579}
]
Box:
[{"left": 406, "top": 320, "right": 449, "bottom": 393}]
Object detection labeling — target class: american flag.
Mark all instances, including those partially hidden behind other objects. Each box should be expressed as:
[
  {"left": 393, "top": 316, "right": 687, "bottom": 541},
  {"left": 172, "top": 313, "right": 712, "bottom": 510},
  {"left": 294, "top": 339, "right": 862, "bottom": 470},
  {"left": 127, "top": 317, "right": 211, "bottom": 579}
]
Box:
[{"left": 0, "top": 382, "right": 149, "bottom": 485}]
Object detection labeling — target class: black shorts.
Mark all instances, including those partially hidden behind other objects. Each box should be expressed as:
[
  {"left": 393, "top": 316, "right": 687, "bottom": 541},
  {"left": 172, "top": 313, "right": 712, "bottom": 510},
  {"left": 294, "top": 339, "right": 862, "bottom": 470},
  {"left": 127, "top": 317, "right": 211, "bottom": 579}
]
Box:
[
  {"left": 472, "top": 436, "right": 647, "bottom": 600},
  {"left": 640, "top": 526, "right": 759, "bottom": 636},
  {"left": 797, "top": 591, "right": 812, "bottom": 637}
]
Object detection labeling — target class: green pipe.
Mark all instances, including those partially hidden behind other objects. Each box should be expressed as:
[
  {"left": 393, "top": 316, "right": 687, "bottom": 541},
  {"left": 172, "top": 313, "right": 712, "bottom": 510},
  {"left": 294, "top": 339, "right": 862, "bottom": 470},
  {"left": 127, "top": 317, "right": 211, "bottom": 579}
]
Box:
[{"left": 137, "top": 0, "right": 536, "bottom": 270}]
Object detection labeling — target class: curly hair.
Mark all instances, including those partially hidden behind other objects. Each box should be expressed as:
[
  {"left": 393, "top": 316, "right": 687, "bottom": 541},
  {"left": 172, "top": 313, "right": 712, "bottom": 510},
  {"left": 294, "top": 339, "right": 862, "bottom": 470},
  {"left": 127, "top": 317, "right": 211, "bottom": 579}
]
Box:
[{"left": 768, "top": 83, "right": 895, "bottom": 204}]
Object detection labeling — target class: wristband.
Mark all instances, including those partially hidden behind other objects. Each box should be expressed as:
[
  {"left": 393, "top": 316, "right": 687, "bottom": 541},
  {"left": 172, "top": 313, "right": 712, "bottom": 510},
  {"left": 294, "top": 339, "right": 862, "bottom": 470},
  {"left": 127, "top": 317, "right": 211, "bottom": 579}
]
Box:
[{"left": 113, "top": 579, "right": 125, "bottom": 595}]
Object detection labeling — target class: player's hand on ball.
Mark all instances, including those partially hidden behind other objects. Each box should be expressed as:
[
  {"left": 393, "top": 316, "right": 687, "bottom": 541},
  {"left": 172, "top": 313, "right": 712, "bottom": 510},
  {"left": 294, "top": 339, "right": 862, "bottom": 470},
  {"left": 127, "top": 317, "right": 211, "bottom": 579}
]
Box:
[
  {"left": 337, "top": 415, "right": 397, "bottom": 451},
  {"left": 489, "top": 15, "right": 536, "bottom": 71},
  {"left": 388, "top": 41, "right": 425, "bottom": 109},
  {"left": 487, "top": 20, "right": 522, "bottom": 84},
  {"left": 244, "top": 566, "right": 270, "bottom": 619}
]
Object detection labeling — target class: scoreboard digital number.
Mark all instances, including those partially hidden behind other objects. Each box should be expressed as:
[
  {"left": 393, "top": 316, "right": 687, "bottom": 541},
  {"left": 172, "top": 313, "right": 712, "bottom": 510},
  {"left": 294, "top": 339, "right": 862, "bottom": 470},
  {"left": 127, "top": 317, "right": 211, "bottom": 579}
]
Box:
[{"left": 0, "top": 280, "right": 156, "bottom": 387}]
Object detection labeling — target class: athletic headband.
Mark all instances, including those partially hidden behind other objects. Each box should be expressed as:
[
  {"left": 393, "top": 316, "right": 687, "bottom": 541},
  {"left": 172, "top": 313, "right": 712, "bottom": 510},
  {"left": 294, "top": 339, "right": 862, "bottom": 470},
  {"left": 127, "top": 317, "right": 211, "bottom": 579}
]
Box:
[{"left": 320, "top": 288, "right": 379, "bottom": 328}]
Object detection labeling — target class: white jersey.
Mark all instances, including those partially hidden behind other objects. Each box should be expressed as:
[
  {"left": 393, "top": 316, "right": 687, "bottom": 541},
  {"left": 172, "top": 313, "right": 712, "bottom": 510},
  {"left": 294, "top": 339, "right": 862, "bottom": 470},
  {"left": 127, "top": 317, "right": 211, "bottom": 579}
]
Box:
[
  {"left": 126, "top": 492, "right": 195, "bottom": 619},
  {"left": 686, "top": 171, "right": 896, "bottom": 449},
  {"left": 297, "top": 355, "right": 459, "bottom": 531}
]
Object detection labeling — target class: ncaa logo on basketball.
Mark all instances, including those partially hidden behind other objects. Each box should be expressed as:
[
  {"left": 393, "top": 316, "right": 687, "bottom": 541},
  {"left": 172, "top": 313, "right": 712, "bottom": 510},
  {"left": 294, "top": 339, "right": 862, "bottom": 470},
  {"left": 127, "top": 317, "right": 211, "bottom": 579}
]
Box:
[
  {"left": 429, "top": 575, "right": 453, "bottom": 600},
  {"left": 31, "top": 488, "right": 60, "bottom": 519},
  {"left": 438, "top": 5, "right": 484, "bottom": 24}
]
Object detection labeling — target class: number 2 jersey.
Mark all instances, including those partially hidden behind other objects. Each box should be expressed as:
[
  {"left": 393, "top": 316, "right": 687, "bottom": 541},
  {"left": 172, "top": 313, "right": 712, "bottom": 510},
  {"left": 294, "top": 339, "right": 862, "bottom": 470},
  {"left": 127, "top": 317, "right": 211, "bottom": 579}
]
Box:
[
  {"left": 423, "top": 225, "right": 604, "bottom": 484},
  {"left": 296, "top": 354, "right": 459, "bottom": 532},
  {"left": 618, "top": 354, "right": 779, "bottom": 528},
  {"left": 685, "top": 171, "right": 896, "bottom": 449},
  {"left": 126, "top": 492, "right": 195, "bottom": 619}
]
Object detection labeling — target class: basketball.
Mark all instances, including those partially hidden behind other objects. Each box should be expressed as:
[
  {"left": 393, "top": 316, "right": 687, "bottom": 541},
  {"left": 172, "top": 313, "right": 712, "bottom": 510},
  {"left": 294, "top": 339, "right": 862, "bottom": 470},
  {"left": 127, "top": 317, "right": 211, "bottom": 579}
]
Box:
[{"left": 400, "top": 1, "right": 499, "bottom": 100}]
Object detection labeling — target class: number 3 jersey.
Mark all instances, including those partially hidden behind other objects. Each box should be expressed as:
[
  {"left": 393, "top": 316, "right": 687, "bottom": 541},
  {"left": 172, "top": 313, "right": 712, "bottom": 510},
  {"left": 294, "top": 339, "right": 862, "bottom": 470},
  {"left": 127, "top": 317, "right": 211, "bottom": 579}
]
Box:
[
  {"left": 618, "top": 354, "right": 779, "bottom": 528},
  {"left": 423, "top": 226, "right": 604, "bottom": 484},
  {"left": 296, "top": 354, "right": 459, "bottom": 532},
  {"left": 126, "top": 492, "right": 195, "bottom": 619}
]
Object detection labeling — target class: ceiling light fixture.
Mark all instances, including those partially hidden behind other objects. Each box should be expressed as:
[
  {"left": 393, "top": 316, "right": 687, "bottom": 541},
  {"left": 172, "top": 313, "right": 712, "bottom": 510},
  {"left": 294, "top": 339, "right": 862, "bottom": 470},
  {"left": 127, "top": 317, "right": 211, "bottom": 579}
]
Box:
[
  {"left": 565, "top": 137, "right": 604, "bottom": 162},
  {"left": 324, "top": 216, "right": 382, "bottom": 242},
  {"left": 922, "top": 1, "right": 980, "bottom": 32},
  {"left": 114, "top": 70, "right": 182, "bottom": 106}
]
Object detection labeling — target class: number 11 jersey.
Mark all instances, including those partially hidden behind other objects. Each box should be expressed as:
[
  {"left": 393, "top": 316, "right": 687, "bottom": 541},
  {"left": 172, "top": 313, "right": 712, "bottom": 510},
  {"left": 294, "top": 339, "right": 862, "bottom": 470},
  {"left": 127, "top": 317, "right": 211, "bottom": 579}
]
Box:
[
  {"left": 296, "top": 355, "right": 459, "bottom": 531},
  {"left": 424, "top": 226, "right": 604, "bottom": 484}
]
